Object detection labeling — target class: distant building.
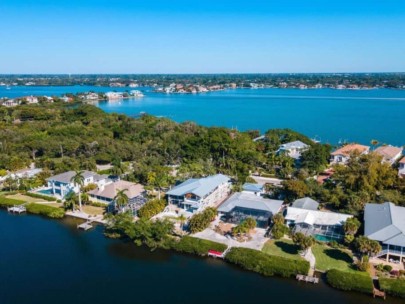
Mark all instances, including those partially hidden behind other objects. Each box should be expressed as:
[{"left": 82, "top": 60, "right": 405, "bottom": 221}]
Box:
[
  {"left": 364, "top": 202, "right": 405, "bottom": 262},
  {"left": 46, "top": 171, "right": 111, "bottom": 199},
  {"left": 242, "top": 183, "right": 264, "bottom": 196},
  {"left": 24, "top": 96, "right": 39, "bottom": 104},
  {"left": 330, "top": 144, "right": 370, "bottom": 165},
  {"left": 285, "top": 207, "right": 352, "bottom": 241},
  {"left": 277, "top": 141, "right": 309, "bottom": 159},
  {"left": 218, "top": 192, "right": 283, "bottom": 228},
  {"left": 166, "top": 174, "right": 231, "bottom": 212},
  {"left": 373, "top": 146, "right": 403, "bottom": 165},
  {"left": 89, "top": 180, "right": 146, "bottom": 214},
  {"left": 291, "top": 197, "right": 319, "bottom": 211},
  {"left": 105, "top": 92, "right": 124, "bottom": 100}
]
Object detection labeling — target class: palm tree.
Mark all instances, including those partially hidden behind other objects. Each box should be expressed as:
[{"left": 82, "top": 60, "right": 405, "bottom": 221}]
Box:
[
  {"left": 70, "top": 170, "right": 85, "bottom": 212},
  {"left": 178, "top": 214, "right": 187, "bottom": 231},
  {"left": 114, "top": 189, "right": 129, "bottom": 212},
  {"left": 370, "top": 139, "right": 379, "bottom": 150},
  {"left": 63, "top": 191, "right": 77, "bottom": 211}
]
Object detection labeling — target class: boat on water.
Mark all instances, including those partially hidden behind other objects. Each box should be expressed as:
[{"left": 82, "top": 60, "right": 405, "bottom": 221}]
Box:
[{"left": 130, "top": 90, "right": 144, "bottom": 98}]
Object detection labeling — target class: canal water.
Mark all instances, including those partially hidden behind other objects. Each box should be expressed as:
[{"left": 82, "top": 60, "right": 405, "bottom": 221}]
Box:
[{"left": 0, "top": 211, "right": 400, "bottom": 304}]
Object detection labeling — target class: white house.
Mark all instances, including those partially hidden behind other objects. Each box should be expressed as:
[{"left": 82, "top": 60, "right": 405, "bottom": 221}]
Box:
[
  {"left": 365, "top": 202, "right": 405, "bottom": 263},
  {"left": 46, "top": 171, "right": 111, "bottom": 199},
  {"left": 374, "top": 146, "right": 403, "bottom": 165},
  {"left": 285, "top": 207, "right": 352, "bottom": 241},
  {"left": 277, "top": 141, "right": 309, "bottom": 159},
  {"left": 166, "top": 174, "right": 231, "bottom": 212},
  {"left": 330, "top": 144, "right": 370, "bottom": 165}
]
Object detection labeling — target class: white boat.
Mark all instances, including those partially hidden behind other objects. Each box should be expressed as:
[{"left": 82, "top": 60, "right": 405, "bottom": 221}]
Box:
[{"left": 130, "top": 90, "right": 144, "bottom": 98}]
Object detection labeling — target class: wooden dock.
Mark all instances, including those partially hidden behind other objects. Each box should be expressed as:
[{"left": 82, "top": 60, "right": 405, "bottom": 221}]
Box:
[
  {"left": 77, "top": 220, "right": 94, "bottom": 231},
  {"left": 7, "top": 205, "right": 27, "bottom": 214},
  {"left": 296, "top": 274, "right": 319, "bottom": 284},
  {"left": 373, "top": 288, "right": 386, "bottom": 299}
]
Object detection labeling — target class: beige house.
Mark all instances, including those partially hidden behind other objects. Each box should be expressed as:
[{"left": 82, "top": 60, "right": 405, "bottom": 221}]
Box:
[
  {"left": 374, "top": 145, "right": 403, "bottom": 165},
  {"left": 330, "top": 144, "right": 370, "bottom": 165}
]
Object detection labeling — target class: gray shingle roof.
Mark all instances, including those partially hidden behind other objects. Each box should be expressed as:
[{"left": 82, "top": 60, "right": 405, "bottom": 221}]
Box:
[
  {"left": 166, "top": 174, "right": 230, "bottom": 198},
  {"left": 218, "top": 192, "right": 283, "bottom": 215},
  {"left": 292, "top": 197, "right": 319, "bottom": 211},
  {"left": 46, "top": 170, "right": 108, "bottom": 184},
  {"left": 364, "top": 202, "right": 405, "bottom": 247}
]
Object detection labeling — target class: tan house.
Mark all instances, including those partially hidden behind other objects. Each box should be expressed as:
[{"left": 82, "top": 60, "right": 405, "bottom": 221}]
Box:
[
  {"left": 374, "top": 146, "right": 403, "bottom": 165},
  {"left": 89, "top": 180, "right": 145, "bottom": 205},
  {"left": 330, "top": 144, "right": 370, "bottom": 165}
]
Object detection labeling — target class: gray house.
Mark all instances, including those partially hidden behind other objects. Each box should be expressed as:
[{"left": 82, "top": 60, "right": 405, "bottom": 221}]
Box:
[
  {"left": 292, "top": 197, "right": 319, "bottom": 211},
  {"left": 364, "top": 202, "right": 405, "bottom": 262},
  {"left": 218, "top": 192, "right": 283, "bottom": 228}
]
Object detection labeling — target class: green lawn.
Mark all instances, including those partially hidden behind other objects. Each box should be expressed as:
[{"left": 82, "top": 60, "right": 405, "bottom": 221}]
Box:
[
  {"left": 262, "top": 239, "right": 304, "bottom": 260},
  {"left": 312, "top": 243, "right": 357, "bottom": 273}
]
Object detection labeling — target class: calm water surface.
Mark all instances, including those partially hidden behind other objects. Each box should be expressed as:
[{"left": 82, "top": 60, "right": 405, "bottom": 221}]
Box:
[
  {"left": 0, "top": 211, "right": 401, "bottom": 304},
  {"left": 1, "top": 86, "right": 405, "bottom": 145}
]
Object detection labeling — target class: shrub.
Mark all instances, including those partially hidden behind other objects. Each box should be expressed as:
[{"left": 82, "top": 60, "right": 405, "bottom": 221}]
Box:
[
  {"left": 171, "top": 236, "right": 227, "bottom": 256},
  {"left": 26, "top": 203, "right": 65, "bottom": 219},
  {"left": 188, "top": 207, "right": 217, "bottom": 233},
  {"left": 137, "top": 199, "right": 166, "bottom": 219},
  {"left": 379, "top": 278, "right": 405, "bottom": 298},
  {"left": 357, "top": 255, "right": 370, "bottom": 272},
  {"left": 0, "top": 196, "right": 25, "bottom": 207},
  {"left": 225, "top": 247, "right": 309, "bottom": 278},
  {"left": 25, "top": 192, "right": 55, "bottom": 201},
  {"left": 326, "top": 269, "right": 373, "bottom": 294},
  {"left": 383, "top": 265, "right": 393, "bottom": 272},
  {"left": 271, "top": 223, "right": 289, "bottom": 239}
]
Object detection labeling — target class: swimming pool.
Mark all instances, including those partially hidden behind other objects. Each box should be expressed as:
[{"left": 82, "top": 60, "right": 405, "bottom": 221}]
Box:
[
  {"left": 37, "top": 188, "right": 54, "bottom": 195},
  {"left": 314, "top": 234, "right": 340, "bottom": 242}
]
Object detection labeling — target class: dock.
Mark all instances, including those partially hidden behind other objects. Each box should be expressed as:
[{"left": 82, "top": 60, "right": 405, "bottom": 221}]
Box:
[
  {"left": 296, "top": 274, "right": 319, "bottom": 284},
  {"left": 7, "top": 205, "right": 27, "bottom": 214},
  {"left": 77, "top": 220, "right": 94, "bottom": 231},
  {"left": 373, "top": 288, "right": 386, "bottom": 299},
  {"left": 207, "top": 246, "right": 232, "bottom": 259}
]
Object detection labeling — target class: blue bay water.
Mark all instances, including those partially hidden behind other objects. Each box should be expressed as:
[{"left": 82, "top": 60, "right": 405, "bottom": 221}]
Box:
[{"left": 1, "top": 86, "right": 405, "bottom": 146}]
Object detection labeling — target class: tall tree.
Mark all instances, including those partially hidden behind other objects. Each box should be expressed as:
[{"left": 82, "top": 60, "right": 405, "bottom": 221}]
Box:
[
  {"left": 70, "top": 170, "right": 85, "bottom": 212},
  {"left": 114, "top": 189, "right": 129, "bottom": 211}
]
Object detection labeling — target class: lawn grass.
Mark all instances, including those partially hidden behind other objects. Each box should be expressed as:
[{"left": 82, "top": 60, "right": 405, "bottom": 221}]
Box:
[
  {"left": 312, "top": 243, "right": 358, "bottom": 273},
  {"left": 6, "top": 193, "right": 49, "bottom": 203},
  {"left": 82, "top": 205, "right": 105, "bottom": 216},
  {"left": 262, "top": 239, "right": 304, "bottom": 260}
]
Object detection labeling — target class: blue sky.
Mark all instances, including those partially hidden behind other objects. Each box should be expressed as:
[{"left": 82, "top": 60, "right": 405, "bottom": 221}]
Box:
[{"left": 0, "top": 0, "right": 404, "bottom": 73}]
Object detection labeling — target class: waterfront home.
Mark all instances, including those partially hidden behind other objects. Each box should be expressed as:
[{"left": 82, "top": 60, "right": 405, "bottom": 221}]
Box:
[
  {"left": 217, "top": 192, "right": 283, "bottom": 228},
  {"left": 24, "top": 96, "right": 39, "bottom": 104},
  {"left": 330, "top": 144, "right": 370, "bottom": 165},
  {"left": 105, "top": 92, "right": 124, "bottom": 100},
  {"left": 365, "top": 202, "right": 405, "bottom": 263},
  {"left": 277, "top": 141, "right": 309, "bottom": 159},
  {"left": 166, "top": 174, "right": 231, "bottom": 212},
  {"left": 291, "top": 197, "right": 319, "bottom": 211},
  {"left": 285, "top": 207, "right": 352, "bottom": 241},
  {"left": 373, "top": 145, "right": 403, "bottom": 165},
  {"left": 2, "top": 99, "right": 20, "bottom": 107},
  {"left": 399, "top": 157, "right": 405, "bottom": 178},
  {"left": 89, "top": 180, "right": 146, "bottom": 214},
  {"left": 242, "top": 183, "right": 265, "bottom": 196},
  {"left": 46, "top": 171, "right": 111, "bottom": 199}
]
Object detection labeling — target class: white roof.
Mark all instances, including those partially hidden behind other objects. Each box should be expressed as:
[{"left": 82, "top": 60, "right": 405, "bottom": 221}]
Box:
[
  {"left": 279, "top": 141, "right": 309, "bottom": 150},
  {"left": 285, "top": 207, "right": 352, "bottom": 226},
  {"left": 166, "top": 174, "right": 230, "bottom": 198}
]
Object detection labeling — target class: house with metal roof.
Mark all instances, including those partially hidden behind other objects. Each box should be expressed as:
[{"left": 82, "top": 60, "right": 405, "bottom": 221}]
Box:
[
  {"left": 292, "top": 197, "right": 319, "bottom": 211},
  {"left": 285, "top": 207, "right": 352, "bottom": 241},
  {"left": 364, "top": 202, "right": 405, "bottom": 262},
  {"left": 218, "top": 192, "right": 283, "bottom": 228},
  {"left": 277, "top": 140, "right": 309, "bottom": 159},
  {"left": 46, "top": 170, "right": 111, "bottom": 199},
  {"left": 166, "top": 174, "right": 231, "bottom": 212},
  {"left": 242, "top": 183, "right": 264, "bottom": 196}
]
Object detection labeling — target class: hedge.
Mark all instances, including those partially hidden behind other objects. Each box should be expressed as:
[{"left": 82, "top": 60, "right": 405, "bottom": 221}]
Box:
[
  {"left": 379, "top": 278, "right": 405, "bottom": 298},
  {"left": 26, "top": 203, "right": 65, "bottom": 219},
  {"left": 0, "top": 196, "right": 25, "bottom": 207},
  {"left": 25, "top": 192, "right": 56, "bottom": 201},
  {"left": 171, "top": 236, "right": 227, "bottom": 256},
  {"left": 137, "top": 199, "right": 166, "bottom": 219},
  {"left": 326, "top": 269, "right": 373, "bottom": 294},
  {"left": 225, "top": 247, "right": 310, "bottom": 278}
]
